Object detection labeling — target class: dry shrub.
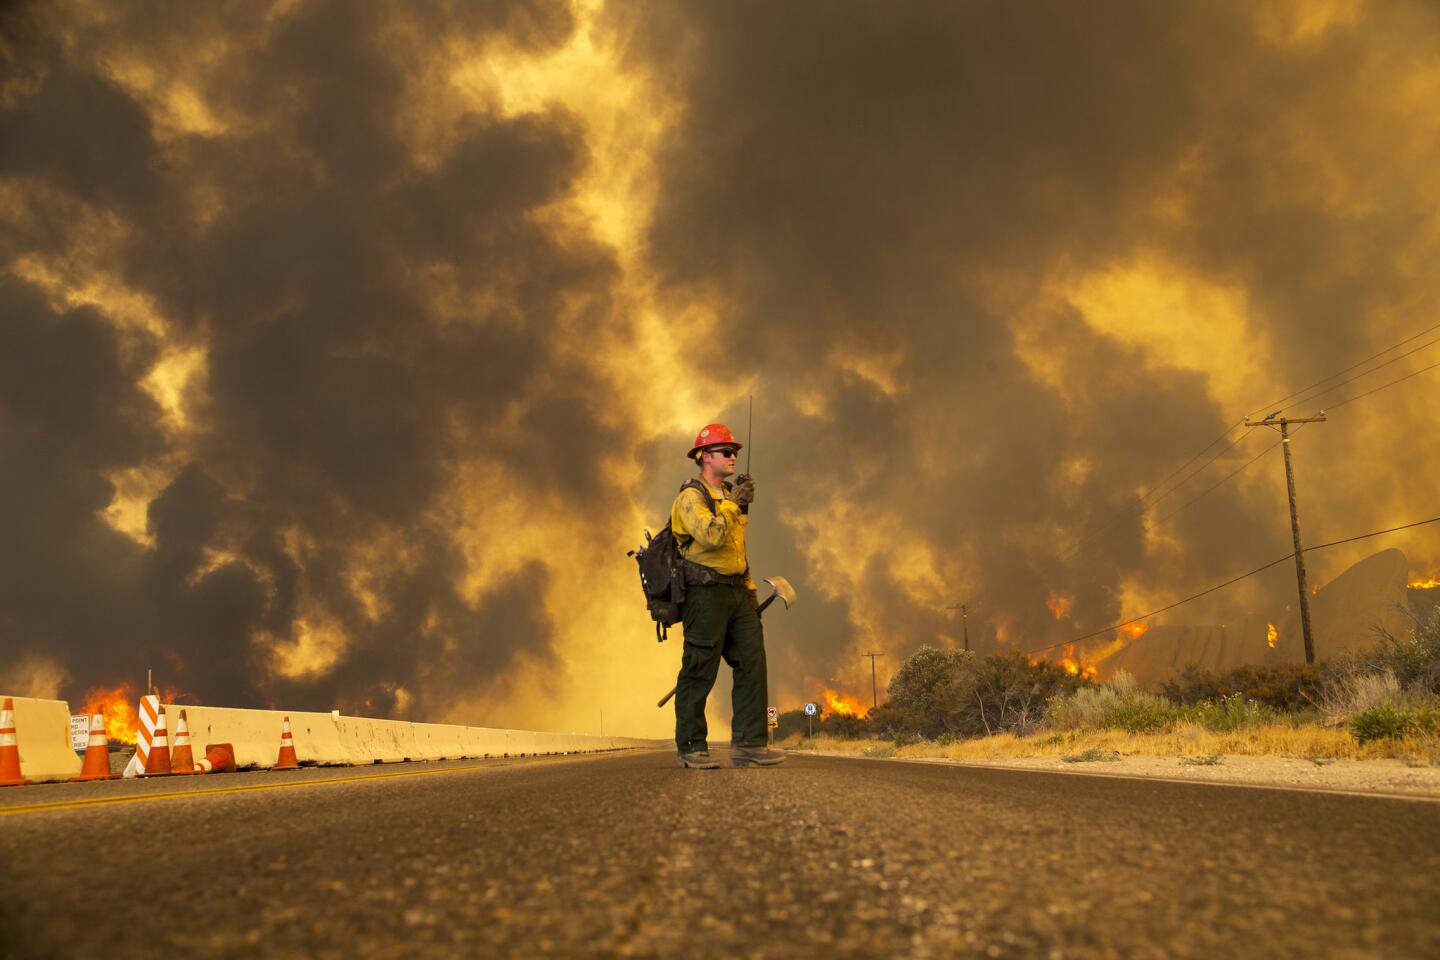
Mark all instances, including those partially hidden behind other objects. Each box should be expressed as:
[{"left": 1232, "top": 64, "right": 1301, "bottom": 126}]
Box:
[
  {"left": 1161, "top": 662, "right": 1328, "bottom": 711},
  {"left": 1046, "top": 670, "right": 1180, "bottom": 734}
]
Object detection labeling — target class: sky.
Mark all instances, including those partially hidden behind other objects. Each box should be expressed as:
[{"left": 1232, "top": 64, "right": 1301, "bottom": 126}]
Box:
[{"left": 2, "top": 0, "right": 1438, "bottom": 738}]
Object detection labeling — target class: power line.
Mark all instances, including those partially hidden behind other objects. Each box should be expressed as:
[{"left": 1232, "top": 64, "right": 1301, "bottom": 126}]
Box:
[
  {"left": 1025, "top": 513, "right": 1440, "bottom": 656},
  {"left": 1069, "top": 317, "right": 1440, "bottom": 554},
  {"left": 1276, "top": 333, "right": 1440, "bottom": 416},
  {"left": 1067, "top": 427, "right": 1252, "bottom": 555},
  {"left": 1026, "top": 554, "right": 1297, "bottom": 655},
  {"left": 1245, "top": 316, "right": 1440, "bottom": 419},
  {"left": 1324, "top": 355, "right": 1440, "bottom": 412},
  {"left": 1072, "top": 340, "right": 1440, "bottom": 556},
  {"left": 1149, "top": 437, "right": 1281, "bottom": 527}
]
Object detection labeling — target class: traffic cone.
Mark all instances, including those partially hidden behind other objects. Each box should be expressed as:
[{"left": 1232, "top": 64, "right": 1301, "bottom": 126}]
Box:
[
  {"left": 193, "top": 743, "right": 235, "bottom": 774},
  {"left": 273, "top": 716, "right": 299, "bottom": 770},
  {"left": 143, "top": 706, "right": 173, "bottom": 776},
  {"left": 0, "top": 698, "right": 30, "bottom": 787},
  {"left": 169, "top": 710, "right": 194, "bottom": 775},
  {"left": 70, "top": 712, "right": 117, "bottom": 782}
]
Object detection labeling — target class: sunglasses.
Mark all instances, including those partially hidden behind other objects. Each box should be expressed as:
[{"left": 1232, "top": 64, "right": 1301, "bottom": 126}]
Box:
[{"left": 708, "top": 447, "right": 739, "bottom": 458}]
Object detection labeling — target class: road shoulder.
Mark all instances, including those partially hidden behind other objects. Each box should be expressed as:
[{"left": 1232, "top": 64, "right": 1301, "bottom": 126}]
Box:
[{"left": 792, "top": 748, "right": 1440, "bottom": 799}]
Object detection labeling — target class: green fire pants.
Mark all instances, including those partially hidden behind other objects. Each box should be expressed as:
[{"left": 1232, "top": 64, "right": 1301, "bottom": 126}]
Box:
[{"left": 674, "top": 583, "right": 769, "bottom": 753}]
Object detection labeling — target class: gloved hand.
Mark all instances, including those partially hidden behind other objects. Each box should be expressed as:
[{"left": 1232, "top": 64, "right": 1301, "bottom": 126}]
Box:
[{"left": 727, "top": 474, "right": 755, "bottom": 507}]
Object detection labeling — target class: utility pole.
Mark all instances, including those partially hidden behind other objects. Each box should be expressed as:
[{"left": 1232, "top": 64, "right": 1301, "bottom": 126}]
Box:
[
  {"left": 947, "top": 601, "right": 978, "bottom": 652},
  {"left": 862, "top": 652, "right": 884, "bottom": 709},
  {"left": 1244, "top": 411, "right": 1327, "bottom": 663}
]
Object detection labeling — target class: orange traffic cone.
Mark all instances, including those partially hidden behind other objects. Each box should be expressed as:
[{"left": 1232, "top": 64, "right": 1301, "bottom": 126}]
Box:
[
  {"left": 143, "top": 706, "right": 173, "bottom": 776},
  {"left": 193, "top": 743, "right": 235, "bottom": 774},
  {"left": 273, "top": 716, "right": 299, "bottom": 770},
  {"left": 0, "top": 698, "right": 30, "bottom": 787},
  {"left": 169, "top": 710, "right": 194, "bottom": 775},
  {"left": 70, "top": 712, "right": 117, "bottom": 782}
]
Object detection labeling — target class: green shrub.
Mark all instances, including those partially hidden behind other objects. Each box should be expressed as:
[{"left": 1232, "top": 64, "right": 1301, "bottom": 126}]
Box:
[
  {"left": 887, "top": 646, "right": 975, "bottom": 718},
  {"left": 1349, "top": 704, "right": 1414, "bottom": 744},
  {"left": 774, "top": 709, "right": 811, "bottom": 741},
  {"left": 1046, "top": 671, "right": 1180, "bottom": 733},
  {"left": 862, "top": 745, "right": 896, "bottom": 758},
  {"left": 869, "top": 648, "right": 1087, "bottom": 740},
  {"left": 1347, "top": 700, "right": 1440, "bottom": 744},
  {"left": 821, "top": 713, "right": 872, "bottom": 740},
  {"left": 934, "top": 733, "right": 957, "bottom": 747},
  {"left": 1107, "top": 695, "right": 1179, "bottom": 734},
  {"left": 933, "top": 652, "right": 1088, "bottom": 738},
  {"left": 1190, "top": 694, "right": 1279, "bottom": 732}
]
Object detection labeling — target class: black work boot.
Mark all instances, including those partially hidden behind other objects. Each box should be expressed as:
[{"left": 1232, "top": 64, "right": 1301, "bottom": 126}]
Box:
[
  {"left": 677, "top": 750, "right": 721, "bottom": 769},
  {"left": 729, "top": 745, "right": 786, "bottom": 767}
]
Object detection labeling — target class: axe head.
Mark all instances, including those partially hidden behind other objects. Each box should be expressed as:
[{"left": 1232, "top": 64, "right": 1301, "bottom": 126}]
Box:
[{"left": 762, "top": 576, "right": 797, "bottom": 609}]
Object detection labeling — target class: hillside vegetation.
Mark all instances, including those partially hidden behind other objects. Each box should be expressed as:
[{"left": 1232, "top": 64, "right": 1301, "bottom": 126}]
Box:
[{"left": 778, "top": 608, "right": 1440, "bottom": 763}]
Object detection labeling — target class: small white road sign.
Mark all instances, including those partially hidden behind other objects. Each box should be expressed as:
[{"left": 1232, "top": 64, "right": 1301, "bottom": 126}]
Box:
[
  {"left": 803, "top": 702, "right": 817, "bottom": 717},
  {"left": 766, "top": 706, "right": 778, "bottom": 723},
  {"left": 70, "top": 714, "right": 90, "bottom": 751}
]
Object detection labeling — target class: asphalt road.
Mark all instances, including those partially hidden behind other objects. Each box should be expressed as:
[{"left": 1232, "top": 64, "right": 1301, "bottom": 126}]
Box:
[{"left": 1, "top": 750, "right": 1437, "bottom": 959}]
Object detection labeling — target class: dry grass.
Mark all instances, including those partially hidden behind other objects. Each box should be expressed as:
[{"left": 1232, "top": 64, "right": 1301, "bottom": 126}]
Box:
[{"left": 779, "top": 722, "right": 1439, "bottom": 762}]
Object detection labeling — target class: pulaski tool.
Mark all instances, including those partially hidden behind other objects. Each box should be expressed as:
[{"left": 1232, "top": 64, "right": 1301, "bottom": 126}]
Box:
[{"left": 657, "top": 576, "right": 796, "bottom": 708}]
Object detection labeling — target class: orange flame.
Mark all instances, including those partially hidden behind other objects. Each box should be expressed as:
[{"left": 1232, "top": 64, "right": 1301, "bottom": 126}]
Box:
[
  {"left": 1410, "top": 575, "right": 1440, "bottom": 590},
  {"left": 81, "top": 684, "right": 140, "bottom": 744},
  {"left": 821, "top": 688, "right": 870, "bottom": 719},
  {"left": 1028, "top": 644, "right": 1098, "bottom": 680},
  {"left": 1058, "top": 643, "right": 1098, "bottom": 680},
  {"left": 1120, "top": 622, "right": 1148, "bottom": 640},
  {"left": 1266, "top": 624, "right": 1278, "bottom": 649},
  {"left": 1046, "top": 593, "right": 1072, "bottom": 619}
]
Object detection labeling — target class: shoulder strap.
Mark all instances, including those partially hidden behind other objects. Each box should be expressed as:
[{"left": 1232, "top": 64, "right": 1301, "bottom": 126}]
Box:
[{"left": 679, "top": 478, "right": 716, "bottom": 515}]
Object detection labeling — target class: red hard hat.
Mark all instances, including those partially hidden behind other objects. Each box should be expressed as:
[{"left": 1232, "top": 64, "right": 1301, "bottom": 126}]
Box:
[{"left": 687, "top": 423, "right": 742, "bottom": 460}]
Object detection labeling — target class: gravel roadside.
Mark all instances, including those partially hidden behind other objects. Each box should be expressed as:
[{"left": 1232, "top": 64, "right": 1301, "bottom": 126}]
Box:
[{"left": 797, "top": 748, "right": 1440, "bottom": 798}]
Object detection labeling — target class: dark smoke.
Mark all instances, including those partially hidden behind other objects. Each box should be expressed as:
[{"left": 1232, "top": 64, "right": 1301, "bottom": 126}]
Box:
[
  {"left": 2, "top": 1, "right": 1438, "bottom": 718},
  {"left": 0, "top": 0, "right": 607, "bottom": 716},
  {"left": 624, "top": 0, "right": 1440, "bottom": 688}
]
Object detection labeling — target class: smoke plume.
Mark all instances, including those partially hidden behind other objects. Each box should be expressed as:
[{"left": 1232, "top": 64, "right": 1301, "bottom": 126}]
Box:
[{"left": 2, "top": 0, "right": 1437, "bottom": 734}]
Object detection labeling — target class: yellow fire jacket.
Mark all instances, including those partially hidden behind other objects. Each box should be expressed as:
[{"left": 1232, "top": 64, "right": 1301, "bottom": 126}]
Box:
[{"left": 670, "top": 479, "right": 755, "bottom": 590}]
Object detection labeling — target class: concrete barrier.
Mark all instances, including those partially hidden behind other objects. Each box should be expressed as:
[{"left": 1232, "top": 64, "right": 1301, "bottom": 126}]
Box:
[
  {"left": 4, "top": 692, "right": 665, "bottom": 780},
  {"left": 459, "top": 726, "right": 507, "bottom": 758},
  {"left": 176, "top": 706, "right": 351, "bottom": 767},
  {"left": 412, "top": 723, "right": 468, "bottom": 760},
  {"left": 2, "top": 695, "right": 82, "bottom": 783}
]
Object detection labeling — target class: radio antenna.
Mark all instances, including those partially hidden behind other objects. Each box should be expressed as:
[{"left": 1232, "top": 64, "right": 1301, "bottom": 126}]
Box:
[{"left": 745, "top": 395, "right": 753, "bottom": 475}]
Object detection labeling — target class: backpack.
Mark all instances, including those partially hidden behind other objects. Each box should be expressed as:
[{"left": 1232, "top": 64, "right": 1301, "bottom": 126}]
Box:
[{"left": 629, "top": 479, "right": 717, "bottom": 642}]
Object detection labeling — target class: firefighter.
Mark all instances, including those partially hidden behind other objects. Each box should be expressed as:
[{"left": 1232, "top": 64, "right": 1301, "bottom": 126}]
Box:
[{"left": 672, "top": 423, "right": 784, "bottom": 768}]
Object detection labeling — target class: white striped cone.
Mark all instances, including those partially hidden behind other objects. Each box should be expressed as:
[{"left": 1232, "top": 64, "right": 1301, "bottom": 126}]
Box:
[
  {"left": 122, "top": 695, "right": 161, "bottom": 778},
  {"left": 142, "top": 704, "right": 172, "bottom": 776},
  {"left": 0, "top": 698, "right": 28, "bottom": 786},
  {"left": 274, "top": 716, "right": 299, "bottom": 770},
  {"left": 193, "top": 743, "right": 234, "bottom": 774},
  {"left": 170, "top": 710, "right": 194, "bottom": 774},
  {"left": 71, "top": 713, "right": 116, "bottom": 781}
]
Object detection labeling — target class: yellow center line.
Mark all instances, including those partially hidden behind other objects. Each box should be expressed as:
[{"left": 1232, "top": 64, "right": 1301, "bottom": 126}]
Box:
[{"left": 0, "top": 757, "right": 564, "bottom": 817}]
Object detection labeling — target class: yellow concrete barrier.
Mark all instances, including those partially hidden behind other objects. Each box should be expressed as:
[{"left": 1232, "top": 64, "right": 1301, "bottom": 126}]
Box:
[
  {"left": 91, "top": 700, "right": 667, "bottom": 772},
  {"left": 176, "top": 706, "right": 351, "bottom": 767},
  {"left": 411, "top": 723, "right": 468, "bottom": 760},
  {"left": 458, "top": 726, "right": 508, "bottom": 758},
  {"left": 2, "top": 695, "right": 82, "bottom": 783}
]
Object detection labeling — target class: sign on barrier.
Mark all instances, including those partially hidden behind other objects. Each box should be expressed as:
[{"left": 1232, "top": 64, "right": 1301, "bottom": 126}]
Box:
[{"left": 70, "top": 715, "right": 89, "bottom": 751}]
